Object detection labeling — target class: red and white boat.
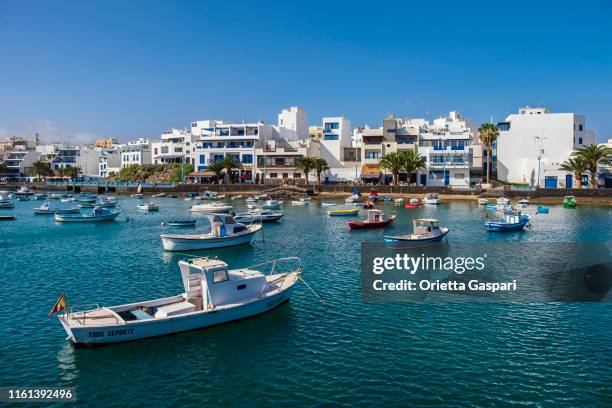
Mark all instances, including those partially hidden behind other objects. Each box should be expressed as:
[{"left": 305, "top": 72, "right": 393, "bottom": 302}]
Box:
[
  {"left": 348, "top": 209, "right": 396, "bottom": 230},
  {"left": 404, "top": 198, "right": 422, "bottom": 208}
]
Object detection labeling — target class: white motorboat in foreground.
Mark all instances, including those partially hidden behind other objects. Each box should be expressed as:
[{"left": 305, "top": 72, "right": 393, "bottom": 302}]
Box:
[
  {"left": 55, "top": 256, "right": 301, "bottom": 345},
  {"left": 424, "top": 192, "right": 441, "bottom": 205},
  {"left": 190, "top": 202, "right": 233, "bottom": 213},
  {"left": 137, "top": 202, "right": 159, "bottom": 212},
  {"left": 234, "top": 209, "right": 284, "bottom": 223},
  {"left": 161, "top": 214, "right": 261, "bottom": 251}
]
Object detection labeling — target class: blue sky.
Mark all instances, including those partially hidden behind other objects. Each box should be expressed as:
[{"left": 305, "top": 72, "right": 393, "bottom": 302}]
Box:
[{"left": 1, "top": 0, "right": 610, "bottom": 143}]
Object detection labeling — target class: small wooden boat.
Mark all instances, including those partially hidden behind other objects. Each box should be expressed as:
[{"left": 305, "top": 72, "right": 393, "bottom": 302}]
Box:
[
  {"left": 16, "top": 195, "right": 30, "bottom": 201},
  {"left": 291, "top": 198, "right": 311, "bottom": 206},
  {"left": 34, "top": 193, "right": 47, "bottom": 200},
  {"left": 563, "top": 196, "right": 576, "bottom": 208},
  {"left": 230, "top": 195, "right": 243, "bottom": 200},
  {"left": 385, "top": 219, "right": 449, "bottom": 247},
  {"left": 383, "top": 196, "right": 393, "bottom": 201},
  {"left": 190, "top": 203, "right": 233, "bottom": 213},
  {"left": 327, "top": 207, "right": 360, "bottom": 216},
  {"left": 517, "top": 198, "right": 530, "bottom": 207},
  {"left": 368, "top": 189, "right": 379, "bottom": 201},
  {"left": 54, "top": 207, "right": 121, "bottom": 222},
  {"left": 321, "top": 202, "right": 337, "bottom": 207},
  {"left": 363, "top": 200, "right": 374, "bottom": 209},
  {"left": 537, "top": 206, "right": 549, "bottom": 214},
  {"left": 485, "top": 212, "right": 530, "bottom": 232},
  {"left": 34, "top": 201, "right": 80, "bottom": 215},
  {"left": 0, "top": 198, "right": 14, "bottom": 208},
  {"left": 168, "top": 219, "right": 197, "bottom": 227},
  {"left": 404, "top": 198, "right": 422, "bottom": 208},
  {"left": 478, "top": 198, "right": 490, "bottom": 205},
  {"left": 424, "top": 192, "right": 440, "bottom": 205},
  {"left": 137, "top": 202, "right": 159, "bottom": 212},
  {"left": 0, "top": 215, "right": 16, "bottom": 221},
  {"left": 234, "top": 209, "right": 284, "bottom": 223},
  {"left": 348, "top": 209, "right": 396, "bottom": 229},
  {"left": 152, "top": 193, "right": 166, "bottom": 198},
  {"left": 262, "top": 199, "right": 282, "bottom": 210},
  {"left": 131, "top": 193, "right": 144, "bottom": 199},
  {"left": 160, "top": 214, "right": 261, "bottom": 251},
  {"left": 54, "top": 256, "right": 301, "bottom": 344}
]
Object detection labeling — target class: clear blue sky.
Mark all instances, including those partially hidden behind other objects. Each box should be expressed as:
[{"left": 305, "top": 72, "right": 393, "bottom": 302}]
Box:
[{"left": 1, "top": 0, "right": 610, "bottom": 143}]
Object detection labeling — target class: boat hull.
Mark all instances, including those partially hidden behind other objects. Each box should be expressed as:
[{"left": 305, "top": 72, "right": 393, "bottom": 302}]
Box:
[
  {"left": 34, "top": 208, "right": 80, "bottom": 215},
  {"left": 60, "top": 286, "right": 295, "bottom": 345},
  {"left": 485, "top": 218, "right": 529, "bottom": 232},
  {"left": 328, "top": 209, "right": 359, "bottom": 216},
  {"left": 161, "top": 227, "right": 260, "bottom": 251},
  {"left": 348, "top": 216, "right": 396, "bottom": 229},
  {"left": 54, "top": 212, "right": 121, "bottom": 222},
  {"left": 234, "top": 214, "right": 283, "bottom": 223},
  {"left": 384, "top": 229, "right": 449, "bottom": 247}
]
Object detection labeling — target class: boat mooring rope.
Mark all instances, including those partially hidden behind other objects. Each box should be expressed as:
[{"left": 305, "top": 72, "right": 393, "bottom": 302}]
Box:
[{"left": 299, "top": 275, "right": 330, "bottom": 308}]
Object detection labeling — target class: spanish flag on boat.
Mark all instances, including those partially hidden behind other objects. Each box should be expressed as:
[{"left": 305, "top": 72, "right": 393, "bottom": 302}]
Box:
[{"left": 49, "top": 293, "right": 67, "bottom": 316}]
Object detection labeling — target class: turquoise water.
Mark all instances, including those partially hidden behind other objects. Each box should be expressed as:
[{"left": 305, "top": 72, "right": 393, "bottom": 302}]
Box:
[{"left": 0, "top": 196, "right": 610, "bottom": 407}]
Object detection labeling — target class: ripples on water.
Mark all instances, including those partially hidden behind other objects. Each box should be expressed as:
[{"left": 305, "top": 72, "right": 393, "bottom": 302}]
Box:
[{"left": 0, "top": 197, "right": 610, "bottom": 407}]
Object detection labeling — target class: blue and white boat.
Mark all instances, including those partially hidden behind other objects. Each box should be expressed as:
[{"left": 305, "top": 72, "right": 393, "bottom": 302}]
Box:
[
  {"left": 54, "top": 207, "right": 121, "bottom": 222},
  {"left": 34, "top": 201, "right": 79, "bottom": 215},
  {"left": 55, "top": 256, "right": 301, "bottom": 345},
  {"left": 485, "top": 212, "right": 530, "bottom": 232},
  {"left": 384, "top": 219, "right": 449, "bottom": 247},
  {"left": 320, "top": 201, "right": 337, "bottom": 207},
  {"left": 0, "top": 195, "right": 14, "bottom": 209},
  {"left": 78, "top": 194, "right": 98, "bottom": 203},
  {"left": 160, "top": 214, "right": 261, "bottom": 251},
  {"left": 234, "top": 209, "right": 284, "bottom": 223},
  {"left": 168, "top": 219, "right": 197, "bottom": 227}
]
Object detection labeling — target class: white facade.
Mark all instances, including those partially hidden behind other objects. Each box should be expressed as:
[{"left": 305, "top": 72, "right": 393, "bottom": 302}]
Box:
[
  {"left": 99, "top": 149, "right": 121, "bottom": 177},
  {"left": 318, "top": 116, "right": 358, "bottom": 181},
  {"left": 152, "top": 129, "right": 190, "bottom": 165},
  {"left": 120, "top": 143, "right": 152, "bottom": 168},
  {"left": 255, "top": 139, "right": 310, "bottom": 183},
  {"left": 277, "top": 107, "right": 307, "bottom": 140},
  {"left": 418, "top": 111, "right": 478, "bottom": 187},
  {"left": 496, "top": 106, "right": 596, "bottom": 188}
]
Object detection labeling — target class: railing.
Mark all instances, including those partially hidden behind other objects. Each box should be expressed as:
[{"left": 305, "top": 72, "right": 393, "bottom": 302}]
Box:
[{"left": 249, "top": 257, "right": 302, "bottom": 298}]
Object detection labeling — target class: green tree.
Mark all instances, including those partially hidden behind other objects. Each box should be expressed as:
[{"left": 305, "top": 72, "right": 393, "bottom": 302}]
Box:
[
  {"left": 401, "top": 150, "right": 427, "bottom": 183},
  {"left": 379, "top": 152, "right": 404, "bottom": 185},
  {"left": 312, "top": 158, "right": 329, "bottom": 186},
  {"left": 294, "top": 156, "right": 316, "bottom": 185},
  {"left": 31, "top": 160, "right": 51, "bottom": 180},
  {"left": 221, "top": 156, "right": 243, "bottom": 184},
  {"left": 572, "top": 143, "right": 611, "bottom": 188},
  {"left": 64, "top": 165, "right": 78, "bottom": 180},
  {"left": 559, "top": 157, "right": 588, "bottom": 189},
  {"left": 478, "top": 123, "right": 499, "bottom": 184},
  {"left": 0, "top": 162, "right": 7, "bottom": 177},
  {"left": 207, "top": 161, "right": 225, "bottom": 184},
  {"left": 170, "top": 163, "right": 194, "bottom": 182}
]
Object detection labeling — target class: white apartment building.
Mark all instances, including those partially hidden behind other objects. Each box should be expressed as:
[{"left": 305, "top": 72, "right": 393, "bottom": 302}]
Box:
[
  {"left": 50, "top": 147, "right": 100, "bottom": 177},
  {"left": 120, "top": 142, "right": 152, "bottom": 168},
  {"left": 99, "top": 149, "right": 121, "bottom": 178},
  {"left": 318, "top": 116, "right": 359, "bottom": 181},
  {"left": 255, "top": 139, "right": 310, "bottom": 184},
  {"left": 152, "top": 129, "right": 190, "bottom": 165},
  {"left": 496, "top": 106, "right": 596, "bottom": 188},
  {"left": 277, "top": 107, "right": 307, "bottom": 140},
  {"left": 418, "top": 111, "right": 478, "bottom": 188},
  {"left": 4, "top": 150, "right": 42, "bottom": 181}
]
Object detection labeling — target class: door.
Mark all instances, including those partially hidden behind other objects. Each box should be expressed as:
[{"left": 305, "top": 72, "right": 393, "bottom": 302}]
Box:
[
  {"left": 444, "top": 171, "right": 450, "bottom": 186},
  {"left": 544, "top": 176, "right": 558, "bottom": 189},
  {"left": 565, "top": 174, "right": 572, "bottom": 189},
  {"left": 420, "top": 174, "right": 426, "bottom": 186}
]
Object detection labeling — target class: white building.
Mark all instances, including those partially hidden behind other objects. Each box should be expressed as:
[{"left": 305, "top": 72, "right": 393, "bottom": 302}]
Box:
[
  {"left": 120, "top": 142, "right": 152, "bottom": 168},
  {"left": 99, "top": 149, "right": 121, "bottom": 178},
  {"left": 417, "top": 111, "right": 478, "bottom": 187},
  {"left": 152, "top": 129, "right": 190, "bottom": 165},
  {"left": 318, "top": 116, "right": 359, "bottom": 181},
  {"left": 496, "top": 106, "right": 596, "bottom": 188},
  {"left": 277, "top": 107, "right": 307, "bottom": 140},
  {"left": 255, "top": 139, "right": 310, "bottom": 184},
  {"left": 4, "top": 150, "right": 42, "bottom": 181}
]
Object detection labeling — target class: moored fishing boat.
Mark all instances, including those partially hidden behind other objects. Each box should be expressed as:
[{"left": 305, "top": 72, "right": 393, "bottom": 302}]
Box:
[
  {"left": 496, "top": 196, "right": 509, "bottom": 205},
  {"left": 478, "top": 198, "right": 490, "bottom": 205},
  {"left": 348, "top": 209, "right": 396, "bottom": 229},
  {"left": 54, "top": 207, "right": 121, "bottom": 222},
  {"left": 424, "top": 192, "right": 441, "bottom": 205},
  {"left": 53, "top": 256, "right": 301, "bottom": 345},
  {"left": 97, "top": 197, "right": 117, "bottom": 208},
  {"left": 485, "top": 211, "right": 530, "bottom": 232},
  {"left": 160, "top": 214, "right": 261, "bottom": 251},
  {"left": 537, "top": 206, "right": 549, "bottom": 214},
  {"left": 517, "top": 198, "right": 530, "bottom": 207},
  {"left": 190, "top": 202, "right": 233, "bottom": 213},
  {"left": 368, "top": 189, "right": 379, "bottom": 201},
  {"left": 48, "top": 193, "right": 61, "bottom": 200},
  {"left": 234, "top": 209, "right": 284, "bottom": 223},
  {"left": 320, "top": 201, "right": 336, "bottom": 207},
  {"left": 261, "top": 199, "right": 282, "bottom": 210},
  {"left": 78, "top": 195, "right": 98, "bottom": 203},
  {"left": 167, "top": 219, "right": 197, "bottom": 227},
  {"left": 0, "top": 196, "right": 15, "bottom": 209},
  {"left": 291, "top": 198, "right": 310, "bottom": 206},
  {"left": 14, "top": 186, "right": 33, "bottom": 196},
  {"left": 131, "top": 193, "right": 144, "bottom": 199},
  {"left": 327, "top": 207, "right": 360, "bottom": 216},
  {"left": 16, "top": 195, "right": 31, "bottom": 201},
  {"left": 34, "top": 201, "right": 80, "bottom": 215},
  {"left": 383, "top": 196, "right": 393, "bottom": 201},
  {"left": 137, "top": 202, "right": 159, "bottom": 212},
  {"left": 384, "top": 219, "right": 449, "bottom": 247},
  {"left": 563, "top": 196, "right": 576, "bottom": 208},
  {"left": 394, "top": 198, "right": 404, "bottom": 205},
  {"left": 404, "top": 198, "right": 422, "bottom": 208},
  {"left": 34, "top": 193, "right": 47, "bottom": 200},
  {"left": 0, "top": 215, "right": 16, "bottom": 221},
  {"left": 152, "top": 193, "right": 166, "bottom": 198}
]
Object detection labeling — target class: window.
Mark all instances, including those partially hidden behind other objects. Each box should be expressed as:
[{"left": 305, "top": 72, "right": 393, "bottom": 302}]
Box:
[
  {"left": 213, "top": 269, "right": 229, "bottom": 283},
  {"left": 237, "top": 284, "right": 247, "bottom": 290},
  {"left": 579, "top": 124, "right": 583, "bottom": 131},
  {"left": 199, "top": 155, "right": 205, "bottom": 164},
  {"left": 324, "top": 122, "right": 339, "bottom": 130},
  {"left": 324, "top": 135, "right": 339, "bottom": 141},
  {"left": 293, "top": 173, "right": 301, "bottom": 178},
  {"left": 242, "top": 154, "right": 253, "bottom": 164},
  {"left": 154, "top": 148, "right": 158, "bottom": 154},
  {"left": 578, "top": 137, "right": 583, "bottom": 144},
  {"left": 270, "top": 173, "right": 277, "bottom": 178}
]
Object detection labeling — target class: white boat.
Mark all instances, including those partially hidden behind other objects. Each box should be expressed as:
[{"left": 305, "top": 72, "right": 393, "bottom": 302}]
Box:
[
  {"left": 344, "top": 194, "right": 360, "bottom": 203},
  {"left": 424, "top": 192, "right": 441, "bottom": 205},
  {"left": 48, "top": 193, "right": 61, "bottom": 200},
  {"left": 0, "top": 196, "right": 14, "bottom": 209},
  {"left": 291, "top": 198, "right": 311, "bottom": 206},
  {"left": 60, "top": 197, "right": 75, "bottom": 202},
  {"left": 517, "top": 198, "right": 530, "bottom": 207},
  {"left": 131, "top": 193, "right": 144, "bottom": 199},
  {"left": 34, "top": 193, "right": 47, "bottom": 200},
  {"left": 34, "top": 201, "right": 79, "bottom": 215},
  {"left": 190, "top": 202, "right": 233, "bottom": 213},
  {"left": 16, "top": 195, "right": 31, "bottom": 201},
  {"left": 478, "top": 198, "right": 490, "bottom": 205},
  {"left": 320, "top": 202, "right": 337, "bottom": 207},
  {"left": 496, "top": 197, "right": 509, "bottom": 205},
  {"left": 161, "top": 214, "right": 261, "bottom": 251},
  {"left": 262, "top": 199, "right": 282, "bottom": 210},
  {"left": 15, "top": 187, "right": 33, "bottom": 196},
  {"left": 384, "top": 218, "right": 449, "bottom": 247},
  {"left": 55, "top": 207, "right": 121, "bottom": 222},
  {"left": 230, "top": 195, "right": 243, "bottom": 200},
  {"left": 254, "top": 194, "right": 270, "bottom": 201},
  {"left": 394, "top": 198, "right": 404, "bottom": 205},
  {"left": 247, "top": 203, "right": 258, "bottom": 210},
  {"left": 234, "top": 209, "right": 284, "bottom": 223},
  {"left": 55, "top": 256, "right": 301, "bottom": 345},
  {"left": 137, "top": 202, "right": 159, "bottom": 212},
  {"left": 246, "top": 197, "right": 257, "bottom": 203},
  {"left": 97, "top": 197, "right": 117, "bottom": 208},
  {"left": 152, "top": 193, "right": 166, "bottom": 198}
]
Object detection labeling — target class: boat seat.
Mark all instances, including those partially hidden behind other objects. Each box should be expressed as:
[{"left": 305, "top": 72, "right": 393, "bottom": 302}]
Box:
[{"left": 130, "top": 309, "right": 153, "bottom": 320}]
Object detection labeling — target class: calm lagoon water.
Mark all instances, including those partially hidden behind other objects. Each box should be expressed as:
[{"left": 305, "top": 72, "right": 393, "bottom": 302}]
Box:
[{"left": 0, "top": 196, "right": 610, "bottom": 407}]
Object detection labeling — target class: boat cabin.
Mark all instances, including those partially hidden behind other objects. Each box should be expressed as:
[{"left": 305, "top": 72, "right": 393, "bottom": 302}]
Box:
[
  {"left": 366, "top": 209, "right": 386, "bottom": 222},
  {"left": 413, "top": 218, "right": 441, "bottom": 235},
  {"left": 426, "top": 192, "right": 439, "bottom": 199},
  {"left": 179, "top": 257, "right": 268, "bottom": 310},
  {"left": 206, "top": 214, "right": 249, "bottom": 237}
]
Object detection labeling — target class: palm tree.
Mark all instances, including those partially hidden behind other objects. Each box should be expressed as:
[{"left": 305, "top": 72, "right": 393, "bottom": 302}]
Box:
[
  {"left": 572, "top": 144, "right": 611, "bottom": 188},
  {"left": 220, "top": 156, "right": 243, "bottom": 184},
  {"left": 478, "top": 123, "right": 499, "bottom": 184},
  {"left": 401, "top": 150, "right": 427, "bottom": 183},
  {"left": 294, "top": 156, "right": 316, "bottom": 185},
  {"left": 0, "top": 162, "right": 7, "bottom": 178},
  {"left": 559, "top": 157, "right": 588, "bottom": 189},
  {"left": 312, "top": 158, "right": 329, "bottom": 186},
  {"left": 64, "top": 165, "right": 78, "bottom": 180},
  {"left": 207, "top": 161, "right": 225, "bottom": 184},
  {"left": 379, "top": 152, "right": 403, "bottom": 185},
  {"left": 31, "top": 160, "right": 51, "bottom": 181}
]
